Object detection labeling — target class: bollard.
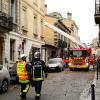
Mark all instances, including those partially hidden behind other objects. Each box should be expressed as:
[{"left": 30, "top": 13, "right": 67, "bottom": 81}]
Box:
[{"left": 91, "top": 84, "right": 95, "bottom": 100}]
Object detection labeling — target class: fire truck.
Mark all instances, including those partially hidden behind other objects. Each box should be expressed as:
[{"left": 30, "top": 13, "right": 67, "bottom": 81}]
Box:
[{"left": 68, "top": 48, "right": 90, "bottom": 71}]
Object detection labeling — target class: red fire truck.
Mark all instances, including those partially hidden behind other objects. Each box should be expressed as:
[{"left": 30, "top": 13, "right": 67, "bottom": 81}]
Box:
[{"left": 68, "top": 48, "right": 90, "bottom": 71}]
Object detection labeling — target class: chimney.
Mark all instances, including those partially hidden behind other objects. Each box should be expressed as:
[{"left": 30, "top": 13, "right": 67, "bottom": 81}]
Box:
[
  {"left": 44, "top": 4, "right": 47, "bottom": 15},
  {"left": 67, "top": 12, "right": 72, "bottom": 20}
]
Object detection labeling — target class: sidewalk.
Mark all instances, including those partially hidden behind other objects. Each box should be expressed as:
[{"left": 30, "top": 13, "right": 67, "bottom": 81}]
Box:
[{"left": 87, "top": 69, "right": 100, "bottom": 100}]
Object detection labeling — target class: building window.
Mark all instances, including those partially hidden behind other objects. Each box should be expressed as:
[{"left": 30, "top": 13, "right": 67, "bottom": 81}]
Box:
[
  {"left": 21, "top": 6, "right": 27, "bottom": 29},
  {"left": 40, "top": 19, "right": 44, "bottom": 40},
  {"left": 2, "top": 0, "right": 9, "bottom": 14},
  {"left": 10, "top": 39, "right": 15, "bottom": 61},
  {"left": 54, "top": 31, "right": 57, "bottom": 37},
  {"left": 40, "top": 0, "right": 44, "bottom": 8},
  {"left": 0, "top": 0, "right": 2, "bottom": 11},
  {"left": 41, "top": 19, "right": 43, "bottom": 35},
  {"left": 58, "top": 34, "right": 60, "bottom": 40},
  {"left": 33, "top": 15, "right": 38, "bottom": 35},
  {"left": 10, "top": 0, "right": 16, "bottom": 23}
]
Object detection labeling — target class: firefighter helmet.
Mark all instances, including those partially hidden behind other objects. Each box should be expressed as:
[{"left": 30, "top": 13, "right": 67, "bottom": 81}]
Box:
[
  {"left": 20, "top": 54, "right": 27, "bottom": 60},
  {"left": 34, "top": 51, "right": 41, "bottom": 58}
]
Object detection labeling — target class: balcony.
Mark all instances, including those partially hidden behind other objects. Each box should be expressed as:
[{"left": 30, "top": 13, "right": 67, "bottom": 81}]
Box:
[
  {"left": 94, "top": 1, "right": 100, "bottom": 24},
  {"left": 0, "top": 11, "right": 13, "bottom": 32}
]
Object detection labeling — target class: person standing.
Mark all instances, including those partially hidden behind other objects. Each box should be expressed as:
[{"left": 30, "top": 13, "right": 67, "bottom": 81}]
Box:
[
  {"left": 97, "top": 56, "right": 100, "bottom": 67},
  {"left": 17, "top": 54, "right": 32, "bottom": 99},
  {"left": 31, "top": 51, "right": 48, "bottom": 100}
]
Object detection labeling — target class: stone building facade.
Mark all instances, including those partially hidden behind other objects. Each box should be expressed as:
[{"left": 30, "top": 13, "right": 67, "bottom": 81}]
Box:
[
  {"left": 43, "top": 12, "right": 79, "bottom": 62},
  {"left": 44, "top": 12, "right": 70, "bottom": 59},
  {"left": 0, "top": 0, "right": 46, "bottom": 68},
  {"left": 63, "top": 12, "right": 79, "bottom": 48}
]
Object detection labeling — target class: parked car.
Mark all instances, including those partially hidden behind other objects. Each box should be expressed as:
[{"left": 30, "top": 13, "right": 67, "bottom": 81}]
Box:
[
  {"left": 47, "top": 58, "right": 64, "bottom": 71},
  {"left": 0, "top": 65, "right": 10, "bottom": 92},
  {"left": 8, "top": 63, "right": 18, "bottom": 83}
]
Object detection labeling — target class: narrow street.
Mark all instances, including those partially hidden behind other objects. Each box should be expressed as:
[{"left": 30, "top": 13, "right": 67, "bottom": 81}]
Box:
[{"left": 0, "top": 67, "right": 95, "bottom": 100}]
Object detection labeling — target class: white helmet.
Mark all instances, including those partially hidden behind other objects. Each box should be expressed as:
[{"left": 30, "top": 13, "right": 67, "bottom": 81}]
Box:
[
  {"left": 20, "top": 54, "right": 27, "bottom": 58},
  {"left": 34, "top": 51, "right": 41, "bottom": 58}
]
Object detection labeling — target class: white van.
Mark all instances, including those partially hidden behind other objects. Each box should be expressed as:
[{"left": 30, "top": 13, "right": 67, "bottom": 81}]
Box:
[{"left": 47, "top": 58, "right": 64, "bottom": 71}]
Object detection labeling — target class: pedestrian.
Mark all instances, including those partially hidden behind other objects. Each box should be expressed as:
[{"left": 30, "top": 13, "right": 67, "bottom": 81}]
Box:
[
  {"left": 30, "top": 51, "right": 48, "bottom": 100},
  {"left": 16, "top": 54, "right": 32, "bottom": 99},
  {"left": 97, "top": 56, "right": 100, "bottom": 68}
]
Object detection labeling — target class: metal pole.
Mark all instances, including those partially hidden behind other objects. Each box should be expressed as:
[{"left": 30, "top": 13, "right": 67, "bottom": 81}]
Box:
[
  {"left": 45, "top": 43, "right": 46, "bottom": 64},
  {"left": 99, "top": 25, "right": 100, "bottom": 44},
  {"left": 91, "top": 84, "right": 95, "bottom": 100},
  {"left": 97, "top": 24, "right": 100, "bottom": 80},
  {"left": 97, "top": 63, "right": 99, "bottom": 80}
]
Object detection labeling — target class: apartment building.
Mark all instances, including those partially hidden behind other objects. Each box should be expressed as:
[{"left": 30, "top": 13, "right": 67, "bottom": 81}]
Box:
[
  {"left": 44, "top": 12, "right": 71, "bottom": 60},
  {"left": 17, "top": 0, "right": 45, "bottom": 62},
  {"left": 63, "top": 12, "right": 79, "bottom": 48},
  {"left": 0, "top": 0, "right": 18, "bottom": 67},
  {"left": 0, "top": 0, "right": 46, "bottom": 68}
]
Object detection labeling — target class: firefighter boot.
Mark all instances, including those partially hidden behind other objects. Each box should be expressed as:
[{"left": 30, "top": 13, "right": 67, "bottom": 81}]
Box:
[
  {"left": 20, "top": 93, "right": 26, "bottom": 100},
  {"left": 35, "top": 96, "right": 40, "bottom": 100}
]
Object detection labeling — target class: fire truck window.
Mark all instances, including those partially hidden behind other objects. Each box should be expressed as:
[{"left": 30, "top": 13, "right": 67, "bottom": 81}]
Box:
[
  {"left": 73, "top": 51, "right": 82, "bottom": 57},
  {"left": 82, "top": 50, "right": 88, "bottom": 56}
]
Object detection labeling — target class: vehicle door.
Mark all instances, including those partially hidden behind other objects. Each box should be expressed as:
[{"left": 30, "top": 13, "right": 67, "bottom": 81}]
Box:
[{"left": 0, "top": 65, "right": 3, "bottom": 84}]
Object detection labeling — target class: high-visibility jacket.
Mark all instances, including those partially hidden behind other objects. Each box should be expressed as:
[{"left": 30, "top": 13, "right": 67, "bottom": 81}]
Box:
[{"left": 17, "top": 61, "right": 30, "bottom": 83}]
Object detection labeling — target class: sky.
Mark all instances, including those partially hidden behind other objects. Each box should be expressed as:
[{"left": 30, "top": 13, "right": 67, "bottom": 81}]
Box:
[{"left": 45, "top": 0, "right": 98, "bottom": 45}]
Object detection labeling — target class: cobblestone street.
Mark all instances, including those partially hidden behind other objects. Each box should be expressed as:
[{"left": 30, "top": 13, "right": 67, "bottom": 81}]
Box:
[{"left": 0, "top": 68, "right": 95, "bottom": 100}]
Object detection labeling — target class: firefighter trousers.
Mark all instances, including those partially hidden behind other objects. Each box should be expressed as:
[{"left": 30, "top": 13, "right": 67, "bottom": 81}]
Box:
[
  {"left": 20, "top": 83, "right": 30, "bottom": 97},
  {"left": 34, "top": 81, "right": 42, "bottom": 97}
]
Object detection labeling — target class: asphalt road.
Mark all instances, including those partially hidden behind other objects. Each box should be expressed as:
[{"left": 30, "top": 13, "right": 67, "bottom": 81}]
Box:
[{"left": 0, "top": 67, "right": 95, "bottom": 100}]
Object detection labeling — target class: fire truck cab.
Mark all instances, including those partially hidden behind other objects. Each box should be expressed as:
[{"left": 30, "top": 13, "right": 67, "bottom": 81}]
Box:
[{"left": 69, "top": 48, "right": 89, "bottom": 71}]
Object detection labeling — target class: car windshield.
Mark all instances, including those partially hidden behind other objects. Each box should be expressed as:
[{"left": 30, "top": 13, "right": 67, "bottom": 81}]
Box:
[{"left": 48, "top": 58, "right": 61, "bottom": 64}]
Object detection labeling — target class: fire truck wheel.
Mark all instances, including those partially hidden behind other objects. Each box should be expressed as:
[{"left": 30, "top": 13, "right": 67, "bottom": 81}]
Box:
[
  {"left": 70, "top": 68, "right": 74, "bottom": 71},
  {"left": 85, "top": 67, "right": 89, "bottom": 71}
]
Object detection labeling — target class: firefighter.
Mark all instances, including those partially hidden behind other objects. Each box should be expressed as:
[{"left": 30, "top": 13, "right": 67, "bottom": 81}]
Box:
[
  {"left": 17, "top": 54, "right": 32, "bottom": 99},
  {"left": 31, "top": 51, "right": 48, "bottom": 100}
]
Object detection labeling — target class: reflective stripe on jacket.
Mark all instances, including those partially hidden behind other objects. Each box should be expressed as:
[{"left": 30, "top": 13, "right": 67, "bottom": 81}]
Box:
[
  {"left": 17, "top": 61, "right": 29, "bottom": 83},
  {"left": 32, "top": 61, "right": 44, "bottom": 81}
]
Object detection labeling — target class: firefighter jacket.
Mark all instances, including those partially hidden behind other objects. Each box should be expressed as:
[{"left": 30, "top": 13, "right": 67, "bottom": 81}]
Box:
[
  {"left": 17, "top": 61, "right": 32, "bottom": 83},
  {"left": 31, "top": 58, "right": 48, "bottom": 81}
]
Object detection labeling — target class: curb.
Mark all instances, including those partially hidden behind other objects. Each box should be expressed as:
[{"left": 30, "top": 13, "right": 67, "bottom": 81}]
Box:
[
  {"left": 85, "top": 71, "right": 97, "bottom": 100},
  {"left": 79, "top": 70, "right": 97, "bottom": 100}
]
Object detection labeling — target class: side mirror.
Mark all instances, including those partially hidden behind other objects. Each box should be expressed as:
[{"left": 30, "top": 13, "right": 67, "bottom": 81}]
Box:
[{"left": 0, "top": 65, "right": 3, "bottom": 70}]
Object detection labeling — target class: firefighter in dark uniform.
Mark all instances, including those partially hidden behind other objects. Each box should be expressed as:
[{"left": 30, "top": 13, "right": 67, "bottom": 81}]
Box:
[
  {"left": 17, "top": 54, "right": 32, "bottom": 99},
  {"left": 31, "top": 51, "right": 48, "bottom": 100}
]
